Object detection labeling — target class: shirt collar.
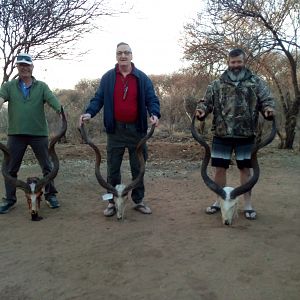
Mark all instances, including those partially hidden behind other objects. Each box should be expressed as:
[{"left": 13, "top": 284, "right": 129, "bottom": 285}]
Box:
[
  {"left": 115, "top": 63, "right": 135, "bottom": 74},
  {"left": 18, "top": 76, "right": 35, "bottom": 87}
]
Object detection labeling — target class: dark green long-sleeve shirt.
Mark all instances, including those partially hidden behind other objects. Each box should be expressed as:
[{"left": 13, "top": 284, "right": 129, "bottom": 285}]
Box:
[{"left": 0, "top": 77, "right": 61, "bottom": 136}]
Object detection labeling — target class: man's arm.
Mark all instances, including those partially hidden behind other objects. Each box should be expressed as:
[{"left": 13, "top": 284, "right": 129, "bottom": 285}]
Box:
[
  {"left": 144, "top": 77, "right": 160, "bottom": 126},
  {"left": 257, "top": 78, "right": 276, "bottom": 119},
  {"left": 85, "top": 80, "right": 105, "bottom": 118},
  {"left": 0, "top": 81, "right": 9, "bottom": 108},
  {"left": 79, "top": 80, "right": 104, "bottom": 126},
  {"left": 195, "top": 83, "right": 214, "bottom": 120},
  {"left": 43, "top": 83, "right": 61, "bottom": 112},
  {"left": 0, "top": 97, "right": 4, "bottom": 109},
  {"left": 145, "top": 77, "right": 160, "bottom": 119}
]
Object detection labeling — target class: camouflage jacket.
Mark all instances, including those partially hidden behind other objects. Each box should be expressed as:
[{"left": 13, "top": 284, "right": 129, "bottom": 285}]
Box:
[{"left": 197, "top": 68, "right": 275, "bottom": 137}]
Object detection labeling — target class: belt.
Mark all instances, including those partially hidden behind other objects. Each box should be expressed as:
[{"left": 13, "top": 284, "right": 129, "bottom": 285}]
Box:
[{"left": 115, "top": 121, "right": 136, "bottom": 129}]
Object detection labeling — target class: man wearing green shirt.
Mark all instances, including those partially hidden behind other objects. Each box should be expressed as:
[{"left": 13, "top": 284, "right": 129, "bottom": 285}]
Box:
[{"left": 0, "top": 53, "right": 62, "bottom": 213}]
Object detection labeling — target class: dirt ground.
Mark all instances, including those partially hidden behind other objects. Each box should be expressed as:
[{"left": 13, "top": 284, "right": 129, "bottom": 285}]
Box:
[{"left": 0, "top": 137, "right": 300, "bottom": 300}]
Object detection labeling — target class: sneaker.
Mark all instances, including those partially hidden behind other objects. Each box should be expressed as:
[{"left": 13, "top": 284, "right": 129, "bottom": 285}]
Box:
[
  {"left": 45, "top": 195, "right": 60, "bottom": 209},
  {"left": 103, "top": 203, "right": 116, "bottom": 217},
  {"left": 205, "top": 205, "right": 221, "bottom": 214},
  {"left": 134, "top": 201, "right": 152, "bottom": 214},
  {"left": 0, "top": 198, "right": 16, "bottom": 214}
]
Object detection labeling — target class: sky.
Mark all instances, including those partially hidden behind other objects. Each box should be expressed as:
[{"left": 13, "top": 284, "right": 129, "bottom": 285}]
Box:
[{"left": 33, "top": 0, "right": 202, "bottom": 90}]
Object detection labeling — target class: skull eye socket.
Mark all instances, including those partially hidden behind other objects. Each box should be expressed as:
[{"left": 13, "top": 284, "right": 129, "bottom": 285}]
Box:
[{"left": 27, "top": 177, "right": 39, "bottom": 184}]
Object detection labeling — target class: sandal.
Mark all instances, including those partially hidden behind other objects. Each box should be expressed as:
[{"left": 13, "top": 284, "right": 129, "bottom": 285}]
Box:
[
  {"left": 134, "top": 202, "right": 152, "bottom": 214},
  {"left": 103, "top": 203, "right": 116, "bottom": 217},
  {"left": 205, "top": 205, "right": 221, "bottom": 215},
  {"left": 244, "top": 210, "right": 257, "bottom": 220}
]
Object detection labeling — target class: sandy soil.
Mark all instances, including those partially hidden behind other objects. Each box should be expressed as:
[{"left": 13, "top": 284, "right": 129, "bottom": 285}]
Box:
[{"left": 0, "top": 139, "right": 300, "bottom": 300}]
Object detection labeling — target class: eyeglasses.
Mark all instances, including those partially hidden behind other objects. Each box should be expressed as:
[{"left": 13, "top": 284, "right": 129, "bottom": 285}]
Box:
[{"left": 116, "top": 51, "right": 132, "bottom": 56}]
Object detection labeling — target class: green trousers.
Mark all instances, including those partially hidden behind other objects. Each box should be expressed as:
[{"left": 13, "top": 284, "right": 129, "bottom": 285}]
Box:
[{"left": 106, "top": 122, "right": 147, "bottom": 204}]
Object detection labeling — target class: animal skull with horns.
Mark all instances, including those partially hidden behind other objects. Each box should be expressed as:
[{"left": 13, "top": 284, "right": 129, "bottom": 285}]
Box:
[
  {"left": 79, "top": 123, "right": 155, "bottom": 220},
  {"left": 191, "top": 115, "right": 276, "bottom": 225},
  {"left": 0, "top": 107, "right": 67, "bottom": 221}
]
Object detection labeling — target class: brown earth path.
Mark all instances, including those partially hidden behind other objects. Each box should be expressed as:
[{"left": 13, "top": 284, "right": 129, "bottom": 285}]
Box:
[{"left": 0, "top": 142, "right": 299, "bottom": 300}]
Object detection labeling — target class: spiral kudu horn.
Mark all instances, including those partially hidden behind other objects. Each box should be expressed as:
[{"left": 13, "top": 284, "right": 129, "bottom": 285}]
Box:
[
  {"left": 34, "top": 106, "right": 67, "bottom": 192},
  {"left": 191, "top": 115, "right": 276, "bottom": 200},
  {"left": 78, "top": 123, "right": 118, "bottom": 197},
  {"left": 191, "top": 115, "right": 226, "bottom": 200},
  {"left": 0, "top": 143, "right": 31, "bottom": 193},
  {"left": 229, "top": 117, "right": 276, "bottom": 199},
  {"left": 121, "top": 125, "right": 155, "bottom": 197},
  {"left": 79, "top": 123, "right": 155, "bottom": 198},
  {"left": 0, "top": 107, "right": 67, "bottom": 193}
]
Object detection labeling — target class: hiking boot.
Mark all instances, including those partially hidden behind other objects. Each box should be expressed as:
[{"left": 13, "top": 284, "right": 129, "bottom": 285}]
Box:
[
  {"left": 103, "top": 203, "right": 116, "bottom": 217},
  {"left": 46, "top": 195, "right": 60, "bottom": 209},
  {"left": 134, "top": 201, "right": 152, "bottom": 214},
  {"left": 0, "top": 198, "right": 16, "bottom": 214}
]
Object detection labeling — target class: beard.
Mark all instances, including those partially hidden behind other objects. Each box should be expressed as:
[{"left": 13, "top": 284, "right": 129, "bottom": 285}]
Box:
[
  {"left": 229, "top": 66, "right": 244, "bottom": 73},
  {"left": 227, "top": 67, "right": 246, "bottom": 82}
]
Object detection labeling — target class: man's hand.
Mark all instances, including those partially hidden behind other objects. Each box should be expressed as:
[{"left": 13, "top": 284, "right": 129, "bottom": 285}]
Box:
[
  {"left": 79, "top": 113, "right": 91, "bottom": 126},
  {"left": 195, "top": 109, "right": 206, "bottom": 120},
  {"left": 263, "top": 107, "right": 275, "bottom": 120},
  {"left": 150, "top": 115, "right": 159, "bottom": 127}
]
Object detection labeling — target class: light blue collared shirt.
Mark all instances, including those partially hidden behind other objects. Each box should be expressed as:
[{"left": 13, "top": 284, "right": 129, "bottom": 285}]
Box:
[{"left": 19, "top": 79, "right": 32, "bottom": 98}]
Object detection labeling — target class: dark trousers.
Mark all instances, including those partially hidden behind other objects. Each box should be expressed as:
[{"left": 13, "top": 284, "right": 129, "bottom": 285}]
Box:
[
  {"left": 106, "top": 122, "right": 147, "bottom": 204},
  {"left": 4, "top": 135, "right": 57, "bottom": 202}
]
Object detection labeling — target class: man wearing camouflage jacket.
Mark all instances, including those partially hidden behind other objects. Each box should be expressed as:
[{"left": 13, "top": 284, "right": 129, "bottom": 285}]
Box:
[{"left": 196, "top": 48, "right": 275, "bottom": 220}]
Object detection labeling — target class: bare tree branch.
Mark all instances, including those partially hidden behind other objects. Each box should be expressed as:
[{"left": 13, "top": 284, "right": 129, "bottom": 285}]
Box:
[
  {"left": 0, "top": 0, "right": 128, "bottom": 83},
  {"left": 182, "top": 0, "right": 300, "bottom": 148}
]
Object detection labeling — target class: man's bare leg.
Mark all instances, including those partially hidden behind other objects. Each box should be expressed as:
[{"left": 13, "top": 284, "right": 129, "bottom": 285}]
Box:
[
  {"left": 206, "top": 167, "right": 226, "bottom": 213},
  {"left": 240, "top": 167, "right": 256, "bottom": 219}
]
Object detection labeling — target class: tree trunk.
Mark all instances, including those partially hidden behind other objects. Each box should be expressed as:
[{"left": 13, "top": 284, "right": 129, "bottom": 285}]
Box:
[
  {"left": 284, "top": 115, "right": 296, "bottom": 149},
  {"left": 276, "top": 130, "right": 285, "bottom": 149},
  {"left": 58, "top": 134, "right": 67, "bottom": 144},
  {"left": 284, "top": 95, "right": 300, "bottom": 149}
]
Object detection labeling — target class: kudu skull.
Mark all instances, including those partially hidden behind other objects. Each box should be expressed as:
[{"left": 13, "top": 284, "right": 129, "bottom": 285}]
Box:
[
  {"left": 0, "top": 107, "right": 67, "bottom": 221},
  {"left": 191, "top": 115, "right": 276, "bottom": 225},
  {"left": 79, "top": 123, "right": 155, "bottom": 220}
]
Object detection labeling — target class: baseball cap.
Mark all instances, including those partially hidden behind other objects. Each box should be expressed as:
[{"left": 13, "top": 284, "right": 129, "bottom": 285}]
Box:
[{"left": 16, "top": 53, "right": 33, "bottom": 65}]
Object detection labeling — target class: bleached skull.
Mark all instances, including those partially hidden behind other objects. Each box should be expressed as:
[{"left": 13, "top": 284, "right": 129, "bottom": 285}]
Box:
[
  {"left": 26, "top": 177, "right": 43, "bottom": 221},
  {"left": 114, "top": 184, "right": 128, "bottom": 220},
  {"left": 220, "top": 187, "right": 239, "bottom": 225}
]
